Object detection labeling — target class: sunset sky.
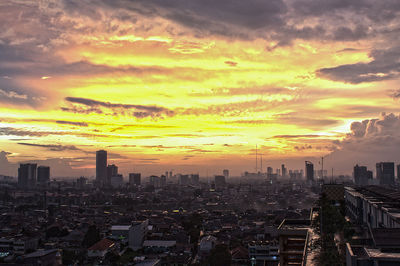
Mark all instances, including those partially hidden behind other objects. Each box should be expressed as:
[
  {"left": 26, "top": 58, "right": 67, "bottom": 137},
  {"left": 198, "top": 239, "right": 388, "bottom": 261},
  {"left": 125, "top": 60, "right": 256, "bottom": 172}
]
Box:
[{"left": 2, "top": 0, "right": 400, "bottom": 177}]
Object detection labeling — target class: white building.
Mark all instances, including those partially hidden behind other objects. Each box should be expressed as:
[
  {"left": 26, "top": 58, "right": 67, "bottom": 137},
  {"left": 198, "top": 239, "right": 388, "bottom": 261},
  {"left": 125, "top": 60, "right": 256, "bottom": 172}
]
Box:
[{"left": 129, "top": 220, "right": 149, "bottom": 250}]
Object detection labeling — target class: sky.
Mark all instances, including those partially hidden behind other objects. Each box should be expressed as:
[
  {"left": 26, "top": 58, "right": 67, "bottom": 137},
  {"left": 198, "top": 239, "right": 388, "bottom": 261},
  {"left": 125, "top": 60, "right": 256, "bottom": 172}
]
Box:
[{"left": 1, "top": 0, "right": 400, "bottom": 178}]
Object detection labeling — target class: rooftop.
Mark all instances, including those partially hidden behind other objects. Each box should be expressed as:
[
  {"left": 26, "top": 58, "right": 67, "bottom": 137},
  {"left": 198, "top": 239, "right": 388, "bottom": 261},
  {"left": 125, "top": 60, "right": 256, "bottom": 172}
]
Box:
[{"left": 88, "top": 238, "right": 114, "bottom": 251}]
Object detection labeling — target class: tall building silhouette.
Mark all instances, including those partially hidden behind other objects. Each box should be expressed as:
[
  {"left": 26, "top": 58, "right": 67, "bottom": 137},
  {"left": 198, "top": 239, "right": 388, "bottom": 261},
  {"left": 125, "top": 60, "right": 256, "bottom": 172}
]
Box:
[
  {"left": 214, "top": 175, "right": 226, "bottom": 189},
  {"left": 37, "top": 166, "right": 50, "bottom": 186},
  {"left": 305, "top": 161, "right": 314, "bottom": 182},
  {"left": 18, "top": 163, "right": 37, "bottom": 188},
  {"left": 353, "top": 164, "right": 372, "bottom": 186},
  {"left": 191, "top": 174, "right": 199, "bottom": 185},
  {"left": 129, "top": 173, "right": 141, "bottom": 186},
  {"left": 107, "top": 164, "right": 118, "bottom": 187},
  {"left": 376, "top": 162, "right": 395, "bottom": 185},
  {"left": 223, "top": 169, "right": 229, "bottom": 179},
  {"left": 96, "top": 150, "right": 107, "bottom": 186},
  {"left": 281, "top": 164, "right": 287, "bottom": 178}
]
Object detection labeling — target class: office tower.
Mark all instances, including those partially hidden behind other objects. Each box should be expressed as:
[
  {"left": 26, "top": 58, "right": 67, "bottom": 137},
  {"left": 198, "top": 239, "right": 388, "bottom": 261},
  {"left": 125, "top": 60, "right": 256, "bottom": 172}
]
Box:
[
  {"left": 179, "top": 174, "right": 189, "bottom": 186},
  {"left": 191, "top": 174, "right": 199, "bottom": 185},
  {"left": 376, "top": 162, "right": 395, "bottom": 185},
  {"left": 129, "top": 173, "right": 141, "bottom": 186},
  {"left": 96, "top": 150, "right": 107, "bottom": 186},
  {"left": 37, "top": 166, "right": 50, "bottom": 186},
  {"left": 110, "top": 174, "right": 123, "bottom": 188},
  {"left": 223, "top": 169, "right": 229, "bottom": 179},
  {"left": 305, "top": 161, "right": 314, "bottom": 182},
  {"left": 107, "top": 164, "right": 118, "bottom": 186},
  {"left": 18, "top": 163, "right": 37, "bottom": 188},
  {"left": 76, "top": 176, "right": 87, "bottom": 188},
  {"left": 267, "top": 167, "right": 273, "bottom": 175},
  {"left": 160, "top": 175, "right": 167, "bottom": 186},
  {"left": 353, "top": 165, "right": 373, "bottom": 186},
  {"left": 149, "top": 175, "right": 162, "bottom": 188},
  {"left": 281, "top": 164, "right": 287, "bottom": 178},
  {"left": 214, "top": 175, "right": 226, "bottom": 189}
]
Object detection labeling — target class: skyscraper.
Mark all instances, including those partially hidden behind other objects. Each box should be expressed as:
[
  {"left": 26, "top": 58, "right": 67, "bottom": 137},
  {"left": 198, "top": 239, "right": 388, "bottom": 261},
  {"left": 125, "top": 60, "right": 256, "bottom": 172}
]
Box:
[
  {"left": 18, "top": 163, "right": 37, "bottom": 188},
  {"left": 305, "top": 161, "right": 314, "bottom": 182},
  {"left": 191, "top": 174, "right": 199, "bottom": 185},
  {"left": 96, "top": 150, "right": 107, "bottom": 187},
  {"left": 223, "top": 169, "right": 229, "bottom": 179},
  {"left": 37, "top": 166, "right": 50, "bottom": 186},
  {"left": 107, "top": 164, "right": 118, "bottom": 187},
  {"left": 353, "top": 164, "right": 372, "bottom": 186},
  {"left": 214, "top": 175, "right": 226, "bottom": 189},
  {"left": 281, "top": 164, "right": 287, "bottom": 178},
  {"left": 376, "top": 162, "right": 395, "bottom": 185},
  {"left": 129, "top": 173, "right": 141, "bottom": 186},
  {"left": 267, "top": 167, "right": 273, "bottom": 175}
]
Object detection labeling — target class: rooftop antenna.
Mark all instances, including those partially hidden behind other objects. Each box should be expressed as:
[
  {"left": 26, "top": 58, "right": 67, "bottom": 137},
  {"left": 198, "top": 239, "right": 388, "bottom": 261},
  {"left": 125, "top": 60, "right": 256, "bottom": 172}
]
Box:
[{"left": 260, "top": 153, "right": 263, "bottom": 173}]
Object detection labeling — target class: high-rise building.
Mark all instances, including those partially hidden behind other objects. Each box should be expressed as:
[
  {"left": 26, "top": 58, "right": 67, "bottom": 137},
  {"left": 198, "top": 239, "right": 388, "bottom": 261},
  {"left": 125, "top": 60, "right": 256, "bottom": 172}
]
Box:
[
  {"left": 96, "top": 150, "right": 107, "bottom": 186},
  {"left": 18, "top": 163, "right": 37, "bottom": 188},
  {"left": 376, "top": 162, "right": 395, "bottom": 185},
  {"left": 129, "top": 173, "right": 141, "bottom": 186},
  {"left": 353, "top": 165, "right": 373, "bottom": 186},
  {"left": 160, "top": 175, "right": 167, "bottom": 186},
  {"left": 214, "top": 175, "right": 226, "bottom": 189},
  {"left": 178, "top": 174, "right": 190, "bottom": 186},
  {"left": 281, "top": 164, "right": 287, "bottom": 178},
  {"left": 107, "top": 164, "right": 118, "bottom": 186},
  {"left": 37, "top": 166, "right": 50, "bottom": 186},
  {"left": 76, "top": 176, "right": 87, "bottom": 188},
  {"left": 149, "top": 175, "right": 162, "bottom": 188},
  {"left": 223, "top": 169, "right": 229, "bottom": 179},
  {"left": 191, "top": 174, "right": 199, "bottom": 185},
  {"left": 110, "top": 174, "right": 123, "bottom": 188},
  {"left": 267, "top": 167, "right": 273, "bottom": 175},
  {"left": 305, "top": 161, "right": 314, "bottom": 182}
]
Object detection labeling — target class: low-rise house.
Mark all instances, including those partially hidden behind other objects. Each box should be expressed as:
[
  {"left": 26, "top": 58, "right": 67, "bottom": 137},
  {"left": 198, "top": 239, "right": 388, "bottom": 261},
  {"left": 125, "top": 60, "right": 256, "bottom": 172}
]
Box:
[{"left": 87, "top": 238, "right": 115, "bottom": 258}]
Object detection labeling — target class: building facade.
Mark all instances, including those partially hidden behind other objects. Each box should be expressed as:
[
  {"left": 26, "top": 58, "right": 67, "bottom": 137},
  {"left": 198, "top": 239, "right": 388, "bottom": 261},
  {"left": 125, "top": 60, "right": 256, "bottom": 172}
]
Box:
[{"left": 96, "top": 150, "right": 107, "bottom": 186}]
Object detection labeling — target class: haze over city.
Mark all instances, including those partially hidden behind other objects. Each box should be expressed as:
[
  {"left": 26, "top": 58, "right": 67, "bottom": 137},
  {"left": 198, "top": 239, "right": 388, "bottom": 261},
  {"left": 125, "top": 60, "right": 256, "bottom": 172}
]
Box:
[{"left": 2, "top": 0, "right": 400, "bottom": 177}]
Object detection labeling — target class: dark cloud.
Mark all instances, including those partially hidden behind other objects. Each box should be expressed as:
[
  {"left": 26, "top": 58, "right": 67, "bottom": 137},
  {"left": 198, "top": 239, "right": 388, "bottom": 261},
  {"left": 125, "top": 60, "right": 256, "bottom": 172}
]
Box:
[
  {"left": 64, "top": 97, "right": 174, "bottom": 118},
  {"left": 0, "top": 126, "right": 138, "bottom": 140},
  {"left": 389, "top": 89, "right": 400, "bottom": 99},
  {"left": 317, "top": 46, "right": 400, "bottom": 83},
  {"left": 294, "top": 145, "right": 313, "bottom": 151},
  {"left": 17, "top": 142, "right": 83, "bottom": 152},
  {"left": 291, "top": 0, "right": 370, "bottom": 17},
  {"left": 75, "top": 0, "right": 288, "bottom": 37},
  {"left": 56, "top": 120, "right": 88, "bottom": 127},
  {"left": 224, "top": 61, "right": 238, "bottom": 67},
  {"left": 332, "top": 25, "right": 370, "bottom": 41},
  {"left": 0, "top": 78, "right": 47, "bottom": 107}
]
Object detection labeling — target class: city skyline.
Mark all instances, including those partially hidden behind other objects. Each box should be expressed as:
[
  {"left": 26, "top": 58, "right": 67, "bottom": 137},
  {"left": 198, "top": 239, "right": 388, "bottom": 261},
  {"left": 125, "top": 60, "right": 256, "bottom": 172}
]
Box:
[{"left": 2, "top": 1, "right": 400, "bottom": 176}]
